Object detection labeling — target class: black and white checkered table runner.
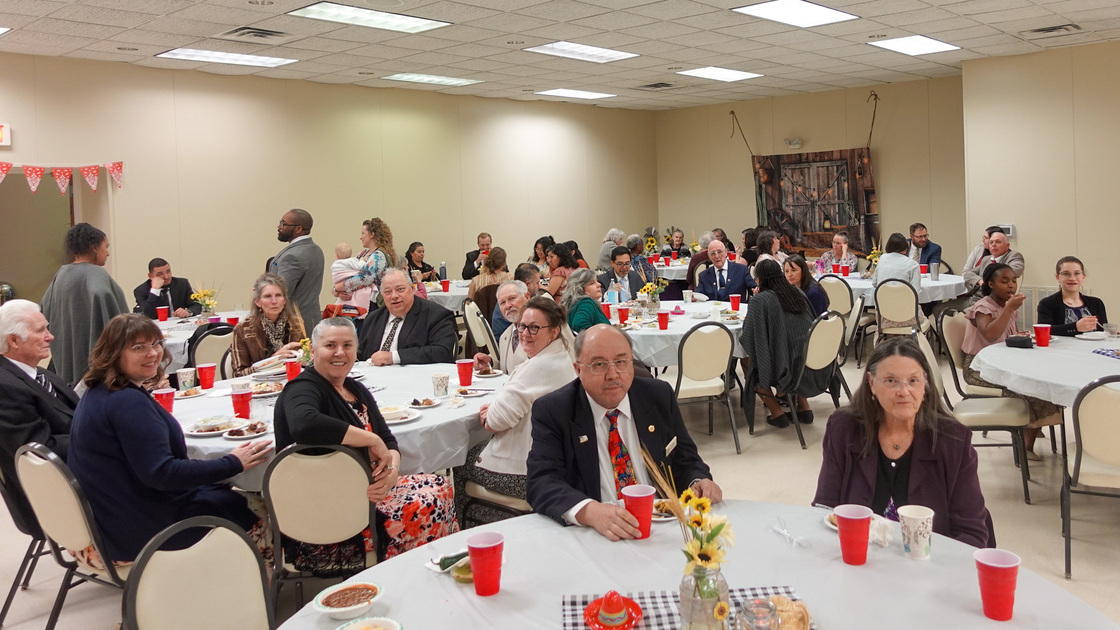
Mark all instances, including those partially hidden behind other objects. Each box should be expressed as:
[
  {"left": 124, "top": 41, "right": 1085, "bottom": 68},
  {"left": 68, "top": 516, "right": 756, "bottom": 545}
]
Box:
[{"left": 561, "top": 585, "right": 815, "bottom": 629}]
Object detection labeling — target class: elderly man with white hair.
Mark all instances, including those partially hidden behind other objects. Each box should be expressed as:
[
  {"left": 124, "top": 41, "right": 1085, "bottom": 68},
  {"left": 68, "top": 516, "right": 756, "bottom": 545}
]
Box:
[{"left": 597, "top": 228, "right": 627, "bottom": 271}]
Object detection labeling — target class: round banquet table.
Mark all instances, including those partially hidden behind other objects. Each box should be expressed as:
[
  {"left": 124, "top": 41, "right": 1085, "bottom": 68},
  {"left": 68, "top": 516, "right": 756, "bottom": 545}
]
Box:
[
  {"left": 276, "top": 500, "right": 1117, "bottom": 630},
  {"left": 157, "top": 310, "right": 249, "bottom": 371},
  {"left": 971, "top": 335, "right": 1120, "bottom": 407},
  {"left": 835, "top": 273, "right": 966, "bottom": 304},
  {"left": 172, "top": 362, "right": 501, "bottom": 491},
  {"left": 627, "top": 300, "right": 746, "bottom": 367},
  {"left": 425, "top": 281, "right": 470, "bottom": 313},
  {"left": 653, "top": 260, "right": 690, "bottom": 281}
]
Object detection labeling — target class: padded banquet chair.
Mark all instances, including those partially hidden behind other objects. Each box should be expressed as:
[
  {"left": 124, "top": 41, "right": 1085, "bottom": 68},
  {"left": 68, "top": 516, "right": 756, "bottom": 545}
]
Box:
[
  {"left": 263, "top": 444, "right": 376, "bottom": 604},
  {"left": 460, "top": 482, "right": 533, "bottom": 529},
  {"left": 914, "top": 331, "right": 1032, "bottom": 504},
  {"left": 472, "top": 283, "right": 500, "bottom": 331},
  {"left": 187, "top": 323, "right": 234, "bottom": 371},
  {"left": 220, "top": 347, "right": 233, "bottom": 381},
  {"left": 463, "top": 302, "right": 498, "bottom": 360},
  {"left": 15, "top": 443, "right": 129, "bottom": 630},
  {"left": 1062, "top": 375, "right": 1120, "bottom": 579},
  {"left": 123, "top": 516, "right": 273, "bottom": 630},
  {"left": 873, "top": 279, "right": 927, "bottom": 339},
  {"left": 657, "top": 322, "right": 739, "bottom": 453},
  {"left": 0, "top": 467, "right": 50, "bottom": 627},
  {"left": 837, "top": 294, "right": 871, "bottom": 368},
  {"left": 817, "top": 275, "right": 853, "bottom": 317},
  {"left": 690, "top": 261, "right": 711, "bottom": 291},
  {"left": 938, "top": 310, "right": 1003, "bottom": 399},
  {"left": 938, "top": 260, "right": 955, "bottom": 275}
]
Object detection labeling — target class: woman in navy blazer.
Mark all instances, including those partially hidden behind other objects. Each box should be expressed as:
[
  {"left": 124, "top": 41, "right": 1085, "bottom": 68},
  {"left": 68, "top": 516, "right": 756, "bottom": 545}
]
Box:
[
  {"left": 67, "top": 315, "right": 271, "bottom": 563},
  {"left": 813, "top": 337, "right": 993, "bottom": 548}
]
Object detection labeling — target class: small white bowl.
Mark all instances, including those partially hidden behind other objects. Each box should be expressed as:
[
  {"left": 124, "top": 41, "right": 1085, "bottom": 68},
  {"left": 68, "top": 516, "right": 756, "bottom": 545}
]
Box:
[
  {"left": 313, "top": 582, "right": 383, "bottom": 620},
  {"left": 335, "top": 617, "right": 402, "bottom": 630},
  {"left": 379, "top": 405, "right": 408, "bottom": 421}
]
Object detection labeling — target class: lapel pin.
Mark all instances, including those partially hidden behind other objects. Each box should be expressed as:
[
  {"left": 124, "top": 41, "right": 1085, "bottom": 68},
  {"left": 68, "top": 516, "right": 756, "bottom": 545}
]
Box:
[
  {"left": 648, "top": 425, "right": 655, "bottom": 433},
  {"left": 579, "top": 435, "right": 589, "bottom": 443}
]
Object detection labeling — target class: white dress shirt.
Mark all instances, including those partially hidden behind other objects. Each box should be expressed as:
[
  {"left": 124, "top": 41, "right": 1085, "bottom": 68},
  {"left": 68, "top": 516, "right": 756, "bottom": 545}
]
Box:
[{"left": 10, "top": 357, "right": 38, "bottom": 380}]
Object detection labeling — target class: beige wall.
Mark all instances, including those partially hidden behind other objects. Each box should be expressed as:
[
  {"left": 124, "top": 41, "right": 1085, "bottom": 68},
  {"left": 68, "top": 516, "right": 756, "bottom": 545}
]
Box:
[
  {"left": 963, "top": 40, "right": 1120, "bottom": 308},
  {"left": 0, "top": 52, "right": 656, "bottom": 310},
  {"left": 654, "top": 77, "right": 967, "bottom": 266}
]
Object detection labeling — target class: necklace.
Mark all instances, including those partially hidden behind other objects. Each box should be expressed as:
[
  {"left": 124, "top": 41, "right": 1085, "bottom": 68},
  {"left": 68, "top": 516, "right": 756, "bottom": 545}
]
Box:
[{"left": 883, "top": 426, "right": 912, "bottom": 451}]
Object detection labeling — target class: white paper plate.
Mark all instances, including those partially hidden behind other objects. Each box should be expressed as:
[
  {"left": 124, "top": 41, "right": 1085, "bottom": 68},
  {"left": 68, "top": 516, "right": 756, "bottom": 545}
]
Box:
[
  {"left": 1077, "top": 331, "right": 1108, "bottom": 341},
  {"left": 185, "top": 418, "right": 246, "bottom": 438},
  {"left": 823, "top": 512, "right": 838, "bottom": 532},
  {"left": 223, "top": 426, "right": 271, "bottom": 440},
  {"left": 251, "top": 372, "right": 286, "bottom": 381},
  {"left": 474, "top": 370, "right": 503, "bottom": 378},
  {"left": 252, "top": 390, "right": 283, "bottom": 399},
  {"left": 385, "top": 409, "right": 421, "bottom": 425},
  {"left": 453, "top": 390, "right": 488, "bottom": 398},
  {"left": 175, "top": 391, "right": 206, "bottom": 400},
  {"left": 410, "top": 399, "right": 441, "bottom": 409}
]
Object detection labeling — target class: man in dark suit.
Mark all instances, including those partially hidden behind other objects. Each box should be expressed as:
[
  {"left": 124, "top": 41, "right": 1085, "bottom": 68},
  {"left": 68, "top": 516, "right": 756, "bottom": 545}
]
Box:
[
  {"left": 359, "top": 269, "right": 458, "bottom": 365},
  {"left": 271, "top": 208, "right": 325, "bottom": 329},
  {"left": 907, "top": 222, "right": 943, "bottom": 267},
  {"left": 0, "top": 300, "right": 78, "bottom": 515},
  {"left": 526, "top": 324, "right": 722, "bottom": 540},
  {"left": 132, "top": 257, "right": 202, "bottom": 319},
  {"left": 596, "top": 246, "right": 646, "bottom": 301},
  {"left": 695, "top": 240, "right": 755, "bottom": 302},
  {"left": 461, "top": 232, "right": 492, "bottom": 281}
]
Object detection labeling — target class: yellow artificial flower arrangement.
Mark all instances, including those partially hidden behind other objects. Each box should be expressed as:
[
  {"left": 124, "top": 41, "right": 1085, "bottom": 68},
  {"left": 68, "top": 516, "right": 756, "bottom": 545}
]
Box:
[
  {"left": 190, "top": 287, "right": 218, "bottom": 313},
  {"left": 638, "top": 277, "right": 669, "bottom": 297},
  {"left": 298, "top": 337, "right": 312, "bottom": 365}
]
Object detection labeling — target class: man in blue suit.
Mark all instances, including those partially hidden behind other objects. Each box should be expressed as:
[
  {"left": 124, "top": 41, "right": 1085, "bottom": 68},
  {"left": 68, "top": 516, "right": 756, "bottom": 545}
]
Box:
[
  {"left": 695, "top": 241, "right": 755, "bottom": 302},
  {"left": 908, "top": 222, "right": 942, "bottom": 267}
]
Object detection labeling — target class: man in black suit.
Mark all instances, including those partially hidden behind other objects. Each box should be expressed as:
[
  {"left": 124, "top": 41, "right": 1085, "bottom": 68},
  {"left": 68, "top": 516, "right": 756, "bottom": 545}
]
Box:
[
  {"left": 695, "top": 240, "right": 755, "bottom": 302},
  {"left": 358, "top": 269, "right": 458, "bottom": 365},
  {"left": 597, "top": 246, "right": 646, "bottom": 301},
  {"left": 0, "top": 300, "right": 78, "bottom": 508},
  {"left": 132, "top": 257, "right": 202, "bottom": 319},
  {"left": 526, "top": 324, "right": 722, "bottom": 540},
  {"left": 461, "top": 232, "right": 492, "bottom": 281}
]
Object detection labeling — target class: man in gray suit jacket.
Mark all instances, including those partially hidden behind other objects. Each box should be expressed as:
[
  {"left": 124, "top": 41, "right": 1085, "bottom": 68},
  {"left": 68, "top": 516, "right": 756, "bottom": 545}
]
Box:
[
  {"left": 270, "top": 208, "right": 325, "bottom": 328},
  {"left": 962, "top": 230, "right": 1024, "bottom": 305}
]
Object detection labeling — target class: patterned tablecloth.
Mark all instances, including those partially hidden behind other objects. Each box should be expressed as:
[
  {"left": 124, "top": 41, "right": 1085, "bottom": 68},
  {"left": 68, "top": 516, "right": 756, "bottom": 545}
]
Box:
[{"left": 561, "top": 585, "right": 814, "bottom": 630}]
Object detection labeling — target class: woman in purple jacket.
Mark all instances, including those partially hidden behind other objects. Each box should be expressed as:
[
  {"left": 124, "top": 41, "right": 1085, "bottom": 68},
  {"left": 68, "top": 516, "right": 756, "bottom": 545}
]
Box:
[{"left": 813, "top": 337, "right": 993, "bottom": 548}]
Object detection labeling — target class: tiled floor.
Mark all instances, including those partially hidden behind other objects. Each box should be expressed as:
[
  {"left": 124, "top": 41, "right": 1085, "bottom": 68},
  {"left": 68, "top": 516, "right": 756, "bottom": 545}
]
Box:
[{"left": 2, "top": 355, "right": 1118, "bottom": 629}]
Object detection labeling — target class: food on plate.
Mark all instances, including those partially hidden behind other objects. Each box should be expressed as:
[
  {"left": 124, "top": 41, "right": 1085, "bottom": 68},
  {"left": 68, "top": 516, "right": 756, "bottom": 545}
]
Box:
[
  {"left": 827, "top": 513, "right": 838, "bottom": 528},
  {"left": 450, "top": 560, "right": 473, "bottom": 584},
  {"left": 226, "top": 421, "right": 268, "bottom": 437},
  {"left": 410, "top": 398, "right": 436, "bottom": 407},
  {"left": 175, "top": 387, "right": 201, "bottom": 398},
  {"left": 769, "top": 595, "right": 810, "bottom": 630},
  {"left": 346, "top": 622, "right": 395, "bottom": 630},
  {"left": 321, "top": 584, "right": 379, "bottom": 608},
  {"left": 476, "top": 364, "right": 493, "bottom": 375},
  {"left": 250, "top": 382, "right": 284, "bottom": 395},
  {"left": 188, "top": 417, "right": 239, "bottom": 433},
  {"left": 457, "top": 388, "right": 470, "bottom": 395},
  {"left": 251, "top": 354, "right": 287, "bottom": 373},
  {"left": 379, "top": 405, "right": 408, "bottom": 421}
]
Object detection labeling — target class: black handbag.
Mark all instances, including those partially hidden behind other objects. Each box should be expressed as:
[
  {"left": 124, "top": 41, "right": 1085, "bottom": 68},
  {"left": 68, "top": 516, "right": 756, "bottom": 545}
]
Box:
[{"left": 1005, "top": 335, "right": 1033, "bottom": 348}]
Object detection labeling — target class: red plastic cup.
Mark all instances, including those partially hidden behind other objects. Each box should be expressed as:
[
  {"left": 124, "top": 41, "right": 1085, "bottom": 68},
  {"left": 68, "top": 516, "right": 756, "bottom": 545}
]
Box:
[
  {"left": 834, "top": 504, "right": 873, "bottom": 565},
  {"left": 227, "top": 316, "right": 240, "bottom": 326},
  {"left": 231, "top": 389, "right": 252, "bottom": 419},
  {"left": 1033, "top": 324, "right": 1051, "bottom": 347},
  {"left": 600, "top": 303, "right": 612, "bottom": 319},
  {"left": 284, "top": 358, "right": 301, "bottom": 381},
  {"left": 617, "top": 306, "right": 629, "bottom": 325},
  {"left": 920, "top": 264, "right": 929, "bottom": 274},
  {"left": 974, "top": 549, "right": 1021, "bottom": 621},
  {"left": 196, "top": 363, "right": 217, "bottom": 389},
  {"left": 671, "top": 251, "right": 678, "bottom": 261},
  {"left": 153, "top": 388, "right": 175, "bottom": 413},
  {"left": 441, "top": 279, "right": 450, "bottom": 292},
  {"left": 467, "top": 532, "right": 504, "bottom": 596},
  {"left": 657, "top": 310, "right": 669, "bottom": 330},
  {"left": 456, "top": 358, "right": 474, "bottom": 386},
  {"left": 156, "top": 306, "right": 169, "bottom": 322},
  {"left": 832, "top": 264, "right": 840, "bottom": 274},
  {"left": 620, "top": 484, "right": 656, "bottom": 539},
  {"left": 208, "top": 316, "right": 221, "bottom": 323},
  {"left": 729, "top": 294, "right": 741, "bottom": 311},
  {"left": 729, "top": 252, "right": 737, "bottom": 261},
  {"left": 841, "top": 265, "right": 850, "bottom": 277},
  {"left": 652, "top": 254, "right": 661, "bottom": 263},
  {"left": 664, "top": 257, "right": 671, "bottom": 267}
]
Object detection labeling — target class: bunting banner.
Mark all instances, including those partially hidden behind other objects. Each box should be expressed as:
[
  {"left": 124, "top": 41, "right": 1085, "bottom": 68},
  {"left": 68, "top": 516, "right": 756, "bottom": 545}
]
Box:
[
  {"left": 0, "top": 162, "right": 10, "bottom": 186},
  {"left": 52, "top": 167, "right": 73, "bottom": 194},
  {"left": 80, "top": 165, "right": 99, "bottom": 191},
  {"left": 23, "top": 166, "right": 45, "bottom": 193},
  {"left": 106, "top": 161, "right": 123, "bottom": 189}
]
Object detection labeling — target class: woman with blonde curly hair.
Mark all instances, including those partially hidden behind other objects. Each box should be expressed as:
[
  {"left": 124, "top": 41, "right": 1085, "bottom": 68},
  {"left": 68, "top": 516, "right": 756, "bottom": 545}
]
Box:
[{"left": 333, "top": 218, "right": 398, "bottom": 330}]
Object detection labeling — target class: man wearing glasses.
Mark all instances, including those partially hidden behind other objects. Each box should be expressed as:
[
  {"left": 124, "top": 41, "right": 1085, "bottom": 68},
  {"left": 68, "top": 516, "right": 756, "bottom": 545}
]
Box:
[
  {"left": 526, "top": 324, "right": 722, "bottom": 541},
  {"left": 270, "top": 208, "right": 325, "bottom": 328},
  {"left": 597, "top": 247, "right": 644, "bottom": 301}
]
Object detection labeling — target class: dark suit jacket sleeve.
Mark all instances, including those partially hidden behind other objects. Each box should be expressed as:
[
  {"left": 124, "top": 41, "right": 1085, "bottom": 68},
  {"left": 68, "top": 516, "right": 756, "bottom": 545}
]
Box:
[
  {"left": 646, "top": 379, "right": 711, "bottom": 486},
  {"left": 0, "top": 366, "right": 73, "bottom": 467},
  {"left": 133, "top": 281, "right": 160, "bottom": 318},
  {"left": 358, "top": 310, "right": 387, "bottom": 359},
  {"left": 462, "top": 251, "right": 481, "bottom": 280},
  {"left": 732, "top": 264, "right": 756, "bottom": 295},
  {"left": 526, "top": 390, "right": 591, "bottom": 524},
  {"left": 397, "top": 302, "right": 458, "bottom": 365},
  {"left": 178, "top": 278, "right": 203, "bottom": 315},
  {"left": 695, "top": 267, "right": 717, "bottom": 299},
  {"left": 926, "top": 242, "right": 942, "bottom": 265}
]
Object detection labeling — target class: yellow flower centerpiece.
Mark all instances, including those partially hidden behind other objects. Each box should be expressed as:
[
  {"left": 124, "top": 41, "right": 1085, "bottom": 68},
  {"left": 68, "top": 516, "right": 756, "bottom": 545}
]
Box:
[
  {"left": 638, "top": 278, "right": 669, "bottom": 310},
  {"left": 297, "top": 337, "right": 312, "bottom": 365},
  {"left": 190, "top": 287, "right": 218, "bottom": 314}
]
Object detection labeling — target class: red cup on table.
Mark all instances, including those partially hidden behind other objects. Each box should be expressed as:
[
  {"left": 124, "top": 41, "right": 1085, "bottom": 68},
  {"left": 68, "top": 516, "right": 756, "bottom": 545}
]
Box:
[
  {"left": 456, "top": 358, "right": 474, "bottom": 386},
  {"left": 841, "top": 265, "right": 850, "bottom": 277},
  {"left": 834, "top": 504, "right": 873, "bottom": 565},
  {"left": 831, "top": 263, "right": 840, "bottom": 274},
  {"left": 974, "top": 549, "right": 1021, "bottom": 621},
  {"left": 231, "top": 389, "right": 252, "bottom": 419},
  {"left": 153, "top": 388, "right": 175, "bottom": 413},
  {"left": 196, "top": 363, "right": 217, "bottom": 390},
  {"left": 729, "top": 252, "right": 737, "bottom": 261},
  {"left": 156, "top": 306, "right": 169, "bottom": 322},
  {"left": 226, "top": 316, "right": 239, "bottom": 326},
  {"left": 920, "top": 264, "right": 929, "bottom": 274},
  {"left": 652, "top": 254, "right": 661, "bottom": 263},
  {"left": 617, "top": 306, "right": 629, "bottom": 325},
  {"left": 657, "top": 310, "right": 669, "bottom": 330},
  {"left": 467, "top": 532, "right": 504, "bottom": 596},
  {"left": 1033, "top": 324, "right": 1051, "bottom": 347},
  {"left": 441, "top": 279, "right": 450, "bottom": 292},
  {"left": 620, "top": 484, "right": 656, "bottom": 539},
  {"left": 729, "top": 294, "right": 741, "bottom": 311},
  {"left": 671, "top": 251, "right": 678, "bottom": 261},
  {"left": 600, "top": 302, "right": 612, "bottom": 320},
  {"left": 664, "top": 257, "right": 671, "bottom": 267},
  {"left": 284, "top": 358, "right": 301, "bottom": 381}
]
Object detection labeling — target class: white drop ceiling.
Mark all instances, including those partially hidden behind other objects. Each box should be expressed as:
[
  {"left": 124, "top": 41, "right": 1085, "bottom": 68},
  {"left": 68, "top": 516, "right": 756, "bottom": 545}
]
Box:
[{"left": 1, "top": 0, "right": 1118, "bottom": 109}]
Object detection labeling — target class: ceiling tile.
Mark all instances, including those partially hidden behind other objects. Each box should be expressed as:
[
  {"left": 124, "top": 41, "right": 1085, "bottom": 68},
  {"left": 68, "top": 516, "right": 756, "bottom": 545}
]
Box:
[
  {"left": 0, "top": 12, "right": 37, "bottom": 28},
  {"left": 167, "top": 3, "right": 266, "bottom": 26},
  {"left": 108, "top": 29, "right": 198, "bottom": 47},
  {"left": 522, "top": 22, "right": 604, "bottom": 40},
  {"left": 460, "top": 11, "right": 552, "bottom": 32},
  {"left": 316, "top": 25, "right": 411, "bottom": 45},
  {"left": 64, "top": 48, "right": 144, "bottom": 62},
  {"left": 446, "top": 56, "right": 512, "bottom": 70},
  {"left": 0, "top": 0, "right": 68, "bottom": 18},
  {"left": 625, "top": 0, "right": 718, "bottom": 21},
  {"left": 196, "top": 63, "right": 260, "bottom": 75},
  {"left": 254, "top": 67, "right": 319, "bottom": 79},
  {"left": 515, "top": 0, "right": 611, "bottom": 22},
  {"left": 573, "top": 30, "right": 647, "bottom": 48},
  {"left": 662, "top": 29, "right": 737, "bottom": 46},
  {"left": 278, "top": 60, "right": 348, "bottom": 73},
  {"left": 397, "top": 50, "right": 472, "bottom": 65},
  {"left": 619, "top": 20, "right": 700, "bottom": 39},
  {"left": 569, "top": 10, "right": 659, "bottom": 31},
  {"left": 134, "top": 16, "right": 232, "bottom": 37},
  {"left": 49, "top": 3, "right": 155, "bottom": 28},
  {"left": 279, "top": 36, "right": 366, "bottom": 53},
  {"left": 694, "top": 37, "right": 771, "bottom": 54},
  {"left": 81, "top": 39, "right": 167, "bottom": 56},
  {"left": 239, "top": 15, "right": 347, "bottom": 37},
  {"left": 1, "top": 29, "right": 97, "bottom": 49},
  {"left": 80, "top": 0, "right": 195, "bottom": 14},
  {"left": 940, "top": 0, "right": 1036, "bottom": 16},
  {"left": 970, "top": 5, "right": 1056, "bottom": 24},
  {"left": 411, "top": 1, "right": 503, "bottom": 23},
  {"left": 306, "top": 73, "right": 364, "bottom": 84},
  {"left": 455, "top": 0, "right": 551, "bottom": 10},
  {"left": 424, "top": 23, "right": 504, "bottom": 42},
  {"left": 845, "top": 0, "right": 935, "bottom": 18},
  {"left": 872, "top": 6, "right": 963, "bottom": 27},
  {"left": 22, "top": 17, "right": 124, "bottom": 39},
  {"left": 130, "top": 56, "right": 206, "bottom": 69}
]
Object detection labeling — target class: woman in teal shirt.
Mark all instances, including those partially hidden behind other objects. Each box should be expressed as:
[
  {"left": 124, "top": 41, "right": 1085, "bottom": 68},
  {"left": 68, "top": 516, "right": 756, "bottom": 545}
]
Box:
[{"left": 559, "top": 268, "right": 610, "bottom": 333}]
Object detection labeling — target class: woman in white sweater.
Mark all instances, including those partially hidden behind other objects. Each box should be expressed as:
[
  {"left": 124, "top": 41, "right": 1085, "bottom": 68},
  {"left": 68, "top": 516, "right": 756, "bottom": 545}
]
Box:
[{"left": 453, "top": 296, "right": 576, "bottom": 525}]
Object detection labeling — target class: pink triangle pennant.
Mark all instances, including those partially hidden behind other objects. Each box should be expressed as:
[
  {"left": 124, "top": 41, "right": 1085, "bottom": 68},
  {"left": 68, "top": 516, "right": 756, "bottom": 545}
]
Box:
[
  {"left": 24, "top": 166, "right": 45, "bottom": 193},
  {"left": 106, "top": 161, "right": 123, "bottom": 189},
  {"left": 0, "top": 162, "right": 10, "bottom": 186},
  {"left": 52, "top": 167, "right": 73, "bottom": 194},
  {"left": 80, "top": 165, "right": 99, "bottom": 191}
]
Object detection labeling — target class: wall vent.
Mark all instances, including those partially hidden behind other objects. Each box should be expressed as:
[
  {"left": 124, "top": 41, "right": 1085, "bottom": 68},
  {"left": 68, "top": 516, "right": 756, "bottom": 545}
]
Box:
[
  {"left": 214, "top": 27, "right": 297, "bottom": 45},
  {"left": 636, "top": 82, "right": 677, "bottom": 91},
  {"left": 1018, "top": 24, "right": 1082, "bottom": 39}
]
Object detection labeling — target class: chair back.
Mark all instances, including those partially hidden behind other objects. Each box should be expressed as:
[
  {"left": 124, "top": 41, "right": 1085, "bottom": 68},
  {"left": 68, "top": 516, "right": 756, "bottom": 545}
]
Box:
[
  {"left": 471, "top": 302, "right": 500, "bottom": 356},
  {"left": 845, "top": 294, "right": 866, "bottom": 349},
  {"left": 874, "top": 279, "right": 919, "bottom": 327},
  {"left": 938, "top": 309, "right": 968, "bottom": 370},
  {"left": 677, "top": 322, "right": 733, "bottom": 384},
  {"left": 804, "top": 311, "right": 845, "bottom": 371},
  {"left": 124, "top": 516, "right": 272, "bottom": 630},
  {"left": 1071, "top": 375, "right": 1120, "bottom": 483},
  {"left": 220, "top": 347, "right": 233, "bottom": 381},
  {"left": 263, "top": 444, "right": 375, "bottom": 547},
  {"left": 188, "top": 324, "right": 234, "bottom": 370},
  {"left": 473, "top": 283, "right": 501, "bottom": 328},
  {"left": 818, "top": 275, "right": 853, "bottom": 316},
  {"left": 691, "top": 262, "right": 711, "bottom": 289},
  {"left": 914, "top": 330, "right": 946, "bottom": 401},
  {"left": 938, "top": 260, "right": 954, "bottom": 275},
  {"left": 463, "top": 302, "right": 494, "bottom": 354}
]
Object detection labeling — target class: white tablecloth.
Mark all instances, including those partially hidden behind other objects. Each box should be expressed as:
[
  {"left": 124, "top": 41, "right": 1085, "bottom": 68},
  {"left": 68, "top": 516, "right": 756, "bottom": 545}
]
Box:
[
  {"left": 174, "top": 362, "right": 501, "bottom": 490},
  {"left": 838, "top": 274, "right": 966, "bottom": 304},
  {"left": 158, "top": 310, "right": 249, "bottom": 371},
  {"left": 276, "top": 500, "right": 1117, "bottom": 629},
  {"left": 626, "top": 300, "right": 746, "bottom": 367},
  {"left": 971, "top": 336, "right": 1120, "bottom": 407},
  {"left": 425, "top": 281, "right": 470, "bottom": 313},
  {"left": 653, "top": 260, "right": 689, "bottom": 281}
]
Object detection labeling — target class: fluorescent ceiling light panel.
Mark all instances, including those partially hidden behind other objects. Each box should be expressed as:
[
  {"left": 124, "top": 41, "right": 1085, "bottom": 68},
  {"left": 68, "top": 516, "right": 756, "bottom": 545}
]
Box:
[
  {"left": 0, "top": 27, "right": 10, "bottom": 37},
  {"left": 383, "top": 73, "right": 481, "bottom": 86},
  {"left": 733, "top": 0, "right": 857, "bottom": 28},
  {"left": 868, "top": 35, "right": 960, "bottom": 55},
  {"left": 288, "top": 2, "right": 450, "bottom": 34},
  {"left": 524, "top": 41, "right": 637, "bottom": 64},
  {"left": 677, "top": 66, "right": 762, "bottom": 82},
  {"left": 156, "top": 48, "right": 297, "bottom": 67},
  {"left": 536, "top": 88, "right": 615, "bottom": 100}
]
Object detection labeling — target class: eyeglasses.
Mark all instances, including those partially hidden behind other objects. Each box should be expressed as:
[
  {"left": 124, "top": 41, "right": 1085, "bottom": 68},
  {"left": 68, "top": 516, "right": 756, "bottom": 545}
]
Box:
[
  {"left": 278, "top": 220, "right": 300, "bottom": 228},
  {"left": 579, "top": 358, "right": 633, "bottom": 375},
  {"left": 128, "top": 340, "right": 165, "bottom": 353},
  {"left": 875, "top": 376, "right": 926, "bottom": 392},
  {"left": 514, "top": 323, "right": 554, "bottom": 336},
  {"left": 612, "top": 260, "right": 632, "bottom": 268},
  {"left": 1058, "top": 271, "right": 1084, "bottom": 279}
]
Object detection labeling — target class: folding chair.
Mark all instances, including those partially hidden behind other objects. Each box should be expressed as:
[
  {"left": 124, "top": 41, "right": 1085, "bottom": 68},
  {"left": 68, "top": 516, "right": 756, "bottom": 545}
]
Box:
[{"left": 657, "top": 322, "right": 739, "bottom": 453}]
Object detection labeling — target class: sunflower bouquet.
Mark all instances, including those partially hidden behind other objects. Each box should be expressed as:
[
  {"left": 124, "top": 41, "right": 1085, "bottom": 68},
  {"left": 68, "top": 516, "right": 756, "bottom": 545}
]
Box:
[
  {"left": 297, "top": 337, "right": 312, "bottom": 365},
  {"left": 190, "top": 286, "right": 218, "bottom": 313},
  {"left": 638, "top": 277, "right": 669, "bottom": 298}
]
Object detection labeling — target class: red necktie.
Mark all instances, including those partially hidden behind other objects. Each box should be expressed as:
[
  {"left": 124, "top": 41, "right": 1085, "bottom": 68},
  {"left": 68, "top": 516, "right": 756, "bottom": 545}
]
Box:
[{"left": 606, "top": 410, "right": 636, "bottom": 498}]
